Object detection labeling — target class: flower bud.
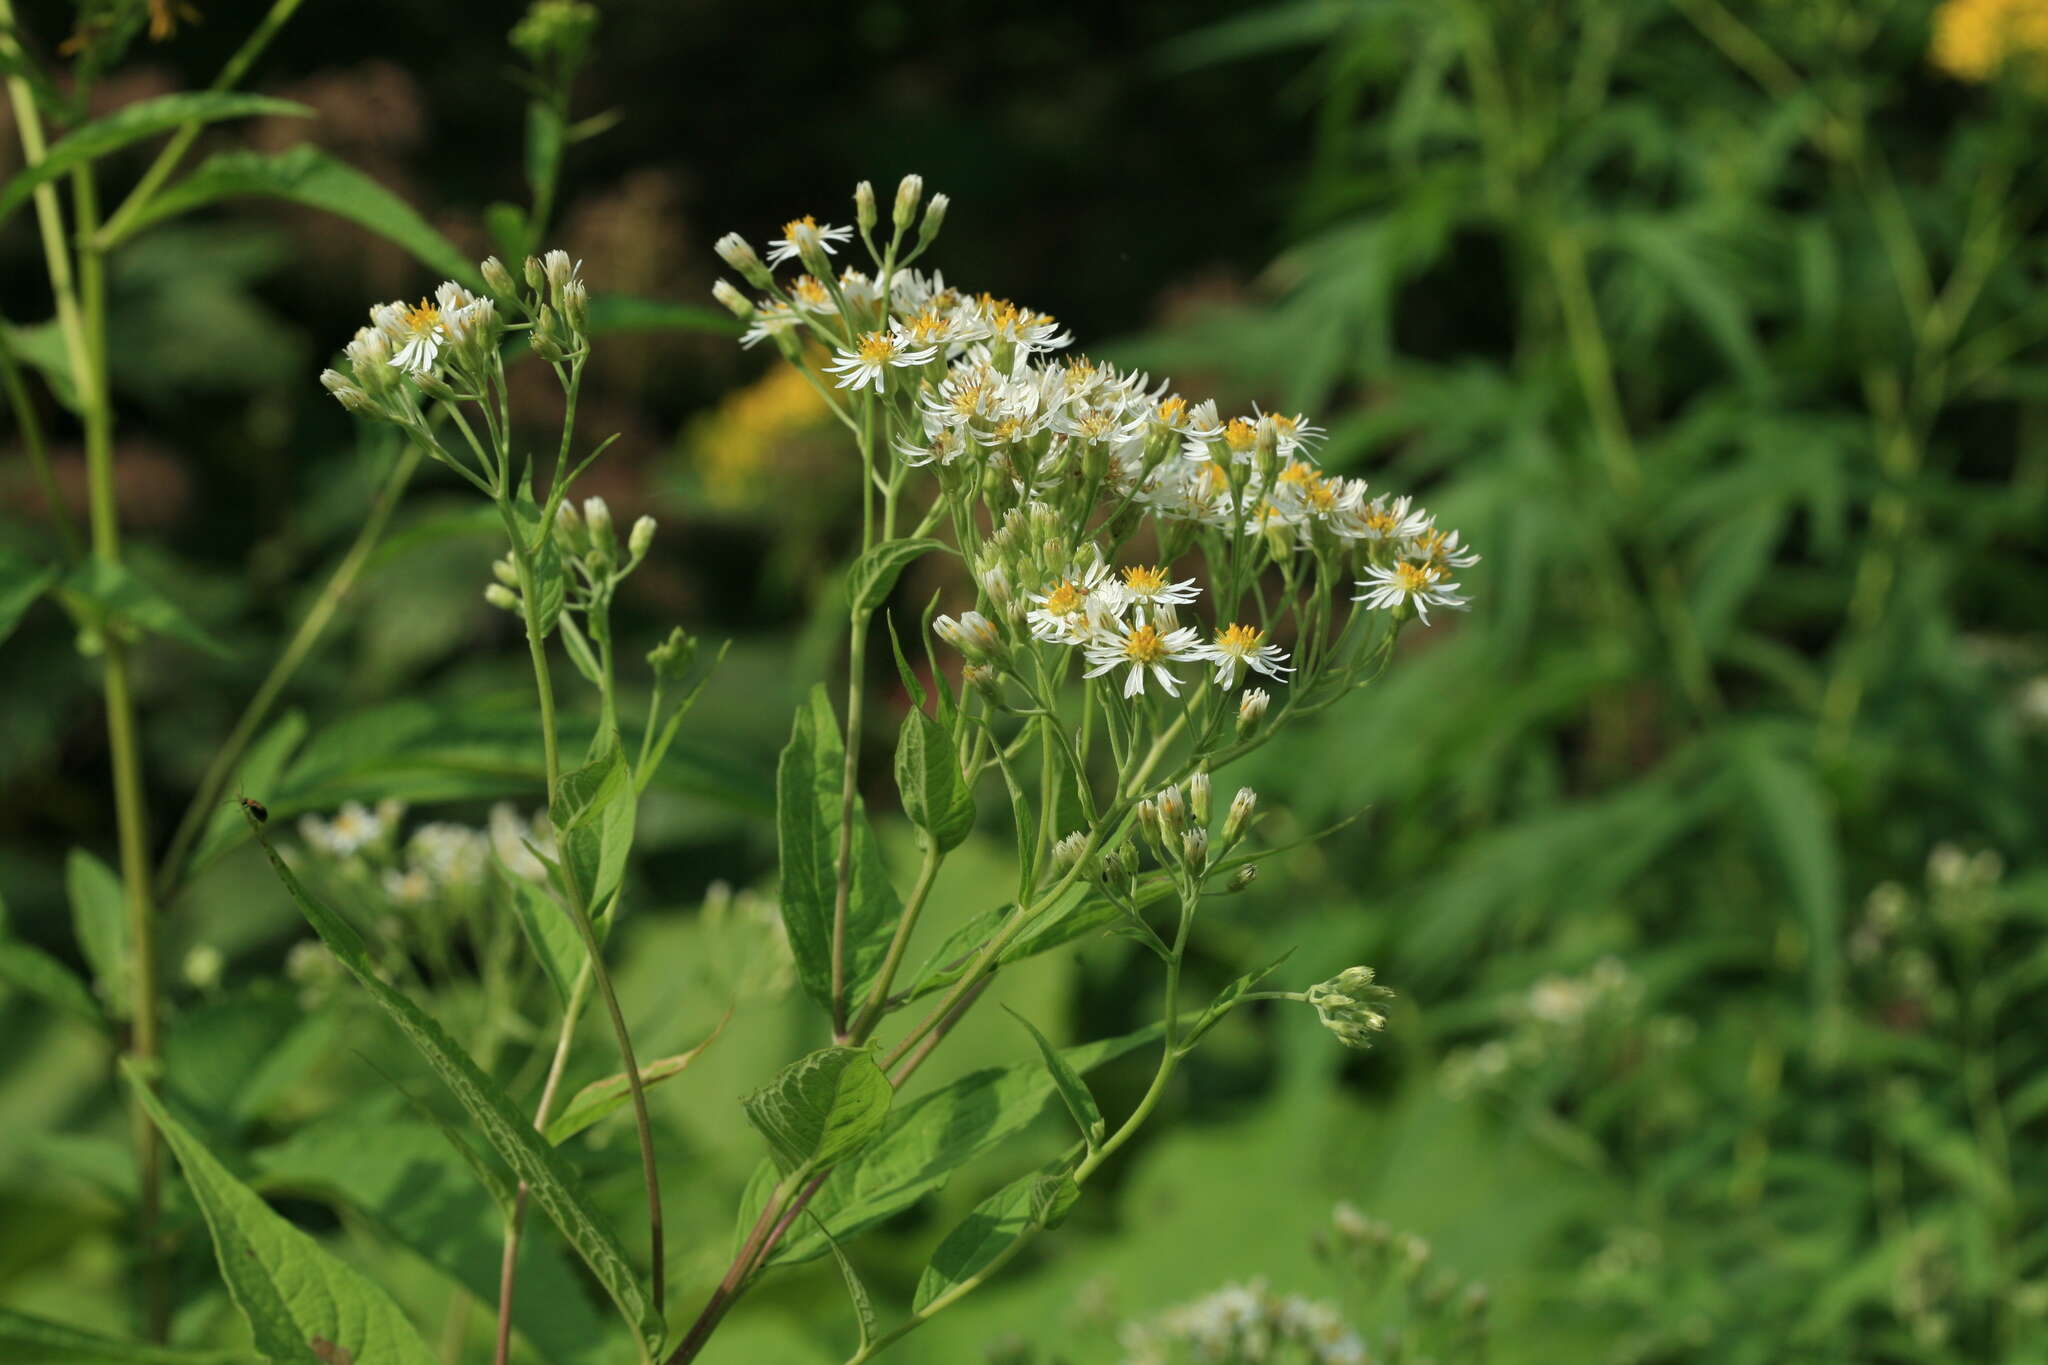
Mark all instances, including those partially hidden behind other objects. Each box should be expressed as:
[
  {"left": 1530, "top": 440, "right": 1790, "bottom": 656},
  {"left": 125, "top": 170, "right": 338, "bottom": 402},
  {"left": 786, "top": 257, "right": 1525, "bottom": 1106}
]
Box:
[
  {"left": 918, "top": 192, "right": 949, "bottom": 247},
  {"left": 933, "top": 610, "right": 1001, "bottom": 661},
  {"left": 182, "top": 943, "right": 224, "bottom": 992},
  {"left": 1135, "top": 798, "right": 1164, "bottom": 859},
  {"left": 481, "top": 255, "right": 516, "bottom": 297},
  {"left": 712, "top": 278, "right": 755, "bottom": 321},
  {"left": 1307, "top": 965, "right": 1395, "bottom": 1051},
  {"left": 543, "top": 248, "right": 575, "bottom": 296},
  {"left": 485, "top": 583, "right": 521, "bottom": 611},
  {"left": 412, "top": 367, "right": 456, "bottom": 401},
  {"left": 1225, "top": 864, "right": 1259, "bottom": 894},
  {"left": 1187, "top": 771, "right": 1211, "bottom": 828},
  {"left": 854, "top": 179, "right": 878, "bottom": 233},
  {"left": 647, "top": 626, "right": 698, "bottom": 682},
  {"left": 1051, "top": 831, "right": 1087, "bottom": 871},
  {"left": 715, "top": 232, "right": 774, "bottom": 289},
  {"left": 561, "top": 278, "right": 589, "bottom": 336},
  {"left": 893, "top": 173, "right": 924, "bottom": 234},
  {"left": 1237, "top": 687, "right": 1271, "bottom": 737},
  {"left": 531, "top": 308, "right": 567, "bottom": 362},
  {"left": 979, "top": 566, "right": 1014, "bottom": 616},
  {"left": 1155, "top": 784, "right": 1187, "bottom": 837},
  {"left": 493, "top": 555, "right": 520, "bottom": 587},
  {"left": 1180, "top": 827, "right": 1210, "bottom": 877},
  {"left": 320, "top": 369, "right": 372, "bottom": 413},
  {"left": 628, "top": 514, "right": 656, "bottom": 561},
  {"left": 1221, "top": 787, "right": 1257, "bottom": 852},
  {"left": 524, "top": 255, "right": 548, "bottom": 292},
  {"left": 553, "top": 498, "right": 586, "bottom": 552},
  {"left": 582, "top": 496, "right": 616, "bottom": 564}
]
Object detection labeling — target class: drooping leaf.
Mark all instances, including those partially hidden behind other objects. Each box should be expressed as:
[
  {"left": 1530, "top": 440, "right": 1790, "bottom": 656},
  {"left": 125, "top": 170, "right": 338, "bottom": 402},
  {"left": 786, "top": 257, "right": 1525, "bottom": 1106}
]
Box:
[
  {"left": 66, "top": 848, "right": 128, "bottom": 1017},
  {"left": 247, "top": 835, "right": 663, "bottom": 1355},
  {"left": 0, "top": 545, "right": 57, "bottom": 649},
  {"left": 812, "top": 1216, "right": 879, "bottom": 1355},
  {"left": 59, "top": 558, "right": 233, "bottom": 659},
  {"left": 0, "top": 93, "right": 312, "bottom": 222},
  {"left": 0, "top": 938, "right": 101, "bottom": 1024},
  {"left": 545, "top": 1010, "right": 730, "bottom": 1145},
  {"left": 504, "top": 874, "right": 586, "bottom": 1009},
  {"left": 777, "top": 687, "right": 901, "bottom": 1015},
  {"left": 0, "top": 1306, "right": 251, "bottom": 1364},
  {"left": 743, "top": 1046, "right": 893, "bottom": 1176},
  {"left": 912, "top": 1168, "right": 1079, "bottom": 1314},
  {"left": 1734, "top": 734, "right": 1842, "bottom": 1022},
  {"left": 124, "top": 1065, "right": 442, "bottom": 1365},
  {"left": 848, "top": 538, "right": 946, "bottom": 615},
  {"left": 1004, "top": 1008, "right": 1104, "bottom": 1147},
  {"left": 118, "top": 146, "right": 474, "bottom": 283},
  {"left": 895, "top": 707, "right": 974, "bottom": 852}
]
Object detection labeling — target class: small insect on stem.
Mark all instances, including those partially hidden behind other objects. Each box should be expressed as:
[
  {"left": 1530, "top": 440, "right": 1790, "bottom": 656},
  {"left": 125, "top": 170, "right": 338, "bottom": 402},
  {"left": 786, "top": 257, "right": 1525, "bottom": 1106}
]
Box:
[{"left": 226, "top": 785, "right": 268, "bottom": 824}]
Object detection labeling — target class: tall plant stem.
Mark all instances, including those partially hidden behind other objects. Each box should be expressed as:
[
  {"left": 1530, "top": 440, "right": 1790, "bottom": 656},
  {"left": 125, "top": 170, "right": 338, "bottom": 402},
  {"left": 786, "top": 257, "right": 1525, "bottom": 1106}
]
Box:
[
  {"left": 155, "top": 442, "right": 422, "bottom": 899},
  {"left": 829, "top": 608, "right": 871, "bottom": 1040}
]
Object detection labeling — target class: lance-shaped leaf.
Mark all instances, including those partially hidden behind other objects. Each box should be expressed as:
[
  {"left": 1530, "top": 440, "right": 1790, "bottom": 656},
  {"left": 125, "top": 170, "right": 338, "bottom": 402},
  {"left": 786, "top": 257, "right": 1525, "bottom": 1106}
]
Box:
[
  {"left": 504, "top": 874, "right": 586, "bottom": 1009},
  {"left": 812, "top": 1215, "right": 879, "bottom": 1356},
  {"left": 743, "top": 1046, "right": 893, "bottom": 1176},
  {"left": 545, "top": 1011, "right": 730, "bottom": 1145},
  {"left": 0, "top": 545, "right": 57, "bottom": 649},
  {"left": 912, "top": 1168, "right": 1080, "bottom": 1314},
  {"left": 249, "top": 835, "right": 662, "bottom": 1357},
  {"left": 895, "top": 707, "right": 974, "bottom": 852},
  {"left": 66, "top": 848, "right": 128, "bottom": 1017},
  {"left": 1005, "top": 1008, "right": 1104, "bottom": 1147},
  {"left": 553, "top": 742, "right": 634, "bottom": 916},
  {"left": 0, "top": 93, "right": 312, "bottom": 222},
  {"left": 0, "top": 1305, "right": 252, "bottom": 1363},
  {"left": 777, "top": 687, "right": 901, "bottom": 1014},
  {"left": 123, "top": 1064, "right": 440, "bottom": 1365},
  {"left": 0, "top": 937, "right": 101, "bottom": 1024},
  {"left": 848, "top": 538, "right": 946, "bottom": 615},
  {"left": 59, "top": 559, "right": 232, "bottom": 659}
]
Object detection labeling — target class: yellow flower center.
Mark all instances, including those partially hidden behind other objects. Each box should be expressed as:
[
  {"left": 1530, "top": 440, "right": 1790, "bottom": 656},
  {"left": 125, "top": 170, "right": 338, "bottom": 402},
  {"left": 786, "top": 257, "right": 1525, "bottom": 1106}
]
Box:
[
  {"left": 401, "top": 299, "right": 440, "bottom": 334},
  {"left": 992, "top": 416, "right": 1027, "bottom": 442},
  {"left": 1121, "top": 565, "right": 1169, "bottom": 595},
  {"left": 1224, "top": 418, "right": 1257, "bottom": 452},
  {"left": 1158, "top": 395, "right": 1187, "bottom": 425},
  {"left": 1278, "top": 461, "right": 1316, "bottom": 486},
  {"left": 782, "top": 215, "right": 820, "bottom": 239},
  {"left": 1199, "top": 461, "right": 1231, "bottom": 494},
  {"left": 1216, "top": 623, "right": 1263, "bottom": 655},
  {"left": 856, "top": 332, "right": 897, "bottom": 364},
  {"left": 1393, "top": 561, "right": 1436, "bottom": 592},
  {"left": 1122, "top": 624, "right": 1167, "bottom": 664},
  {"left": 1306, "top": 478, "right": 1339, "bottom": 512},
  {"left": 790, "top": 276, "right": 830, "bottom": 306},
  {"left": 1042, "top": 582, "right": 1084, "bottom": 616}
]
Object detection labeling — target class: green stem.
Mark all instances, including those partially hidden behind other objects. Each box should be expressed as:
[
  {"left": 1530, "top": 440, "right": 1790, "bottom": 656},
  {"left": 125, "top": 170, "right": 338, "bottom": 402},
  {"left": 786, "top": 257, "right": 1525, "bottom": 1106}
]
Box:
[
  {"left": 847, "top": 841, "right": 944, "bottom": 1043},
  {"left": 828, "top": 608, "right": 871, "bottom": 1040},
  {"left": 0, "top": 322, "right": 80, "bottom": 558},
  {"left": 155, "top": 442, "right": 423, "bottom": 900}
]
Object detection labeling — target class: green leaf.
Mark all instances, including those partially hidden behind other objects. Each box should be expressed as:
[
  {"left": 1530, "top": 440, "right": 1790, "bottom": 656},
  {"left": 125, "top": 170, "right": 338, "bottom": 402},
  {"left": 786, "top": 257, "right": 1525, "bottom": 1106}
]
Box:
[
  {"left": 894, "top": 708, "right": 974, "bottom": 852},
  {"left": 1734, "top": 736, "right": 1842, "bottom": 1022},
  {"left": 0, "top": 93, "right": 312, "bottom": 223},
  {"left": 503, "top": 874, "right": 586, "bottom": 1009},
  {"left": 813, "top": 1217, "right": 879, "bottom": 1355},
  {"left": 1182, "top": 948, "right": 1296, "bottom": 1048},
  {"left": 164, "top": 989, "right": 338, "bottom": 1125},
  {"left": 1004, "top": 1008, "right": 1104, "bottom": 1147},
  {"left": 912, "top": 1168, "right": 1080, "bottom": 1313},
  {"left": 66, "top": 848, "right": 128, "bottom": 1018},
  {"left": 0, "top": 1307, "right": 251, "bottom": 1364},
  {"left": 186, "top": 710, "right": 308, "bottom": 879},
  {"left": 765, "top": 1024, "right": 1161, "bottom": 1266},
  {"left": 848, "top": 538, "right": 946, "bottom": 616},
  {"left": 743, "top": 1046, "right": 893, "bottom": 1176},
  {"left": 59, "top": 558, "right": 233, "bottom": 659},
  {"left": 545, "top": 1011, "right": 729, "bottom": 1145},
  {"left": 0, "top": 545, "right": 57, "bottom": 648},
  {"left": 584, "top": 294, "right": 741, "bottom": 337},
  {"left": 252, "top": 1112, "right": 613, "bottom": 1365},
  {"left": 123, "top": 1064, "right": 441, "bottom": 1365},
  {"left": 554, "top": 741, "right": 635, "bottom": 914},
  {"left": 777, "top": 687, "right": 902, "bottom": 1015},
  {"left": 248, "top": 836, "right": 663, "bottom": 1355},
  {"left": 0, "top": 938, "right": 102, "bottom": 1024},
  {"left": 524, "top": 100, "right": 565, "bottom": 209},
  {"left": 119, "top": 146, "right": 474, "bottom": 283}
]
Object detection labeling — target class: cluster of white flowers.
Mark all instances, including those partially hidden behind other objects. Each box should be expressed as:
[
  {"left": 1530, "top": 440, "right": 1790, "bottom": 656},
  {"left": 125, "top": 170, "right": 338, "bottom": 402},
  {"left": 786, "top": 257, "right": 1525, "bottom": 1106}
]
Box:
[
  {"left": 296, "top": 799, "right": 554, "bottom": 908},
  {"left": 1118, "top": 1278, "right": 1367, "bottom": 1365},
  {"left": 298, "top": 798, "right": 405, "bottom": 859}
]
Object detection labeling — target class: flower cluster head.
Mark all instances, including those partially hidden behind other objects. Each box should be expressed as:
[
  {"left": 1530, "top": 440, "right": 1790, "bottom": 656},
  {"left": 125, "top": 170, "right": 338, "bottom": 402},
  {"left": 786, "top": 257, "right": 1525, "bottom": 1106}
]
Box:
[
  {"left": 1118, "top": 1277, "right": 1367, "bottom": 1365},
  {"left": 1307, "top": 966, "right": 1395, "bottom": 1050}
]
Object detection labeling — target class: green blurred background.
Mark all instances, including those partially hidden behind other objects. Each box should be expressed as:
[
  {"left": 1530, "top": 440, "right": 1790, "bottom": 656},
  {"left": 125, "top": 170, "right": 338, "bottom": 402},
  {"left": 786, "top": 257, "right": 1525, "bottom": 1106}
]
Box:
[{"left": 3, "top": 1, "right": 2047, "bottom": 1361}]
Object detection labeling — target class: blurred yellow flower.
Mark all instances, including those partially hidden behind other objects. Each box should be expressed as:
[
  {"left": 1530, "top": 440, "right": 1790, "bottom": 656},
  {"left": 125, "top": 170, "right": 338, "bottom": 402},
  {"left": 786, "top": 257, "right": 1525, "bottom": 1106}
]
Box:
[
  {"left": 683, "top": 359, "right": 833, "bottom": 507},
  {"left": 1931, "top": 0, "right": 2048, "bottom": 81}
]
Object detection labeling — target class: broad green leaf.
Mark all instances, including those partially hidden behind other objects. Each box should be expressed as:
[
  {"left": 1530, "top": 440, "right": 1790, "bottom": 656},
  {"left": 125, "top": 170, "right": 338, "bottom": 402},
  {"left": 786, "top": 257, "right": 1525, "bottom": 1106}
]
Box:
[
  {"left": 777, "top": 687, "right": 901, "bottom": 1015},
  {"left": 585, "top": 294, "right": 741, "bottom": 337},
  {"left": 764, "top": 1023, "right": 1162, "bottom": 1266},
  {"left": 66, "top": 848, "right": 128, "bottom": 1017},
  {"left": 248, "top": 836, "right": 663, "bottom": 1355},
  {"left": 124, "top": 1065, "right": 442, "bottom": 1365},
  {"left": 1, "top": 318, "right": 78, "bottom": 410},
  {"left": 554, "top": 741, "right": 634, "bottom": 915},
  {"left": 253, "top": 1113, "right": 613, "bottom": 1365},
  {"left": 1005, "top": 1007, "right": 1103, "bottom": 1147},
  {"left": 848, "top": 538, "right": 946, "bottom": 615},
  {"left": 545, "top": 1011, "right": 730, "bottom": 1145},
  {"left": 504, "top": 874, "right": 586, "bottom": 1009},
  {"left": 743, "top": 1046, "right": 893, "bottom": 1176},
  {"left": 0, "top": 1307, "right": 250, "bottom": 1364},
  {"left": 884, "top": 612, "right": 927, "bottom": 708},
  {"left": 0, "top": 545, "right": 57, "bottom": 648},
  {"left": 59, "top": 558, "right": 232, "bottom": 659},
  {"left": 895, "top": 707, "right": 974, "bottom": 852},
  {"left": 0, "top": 938, "right": 100, "bottom": 1024},
  {"left": 119, "top": 146, "right": 474, "bottom": 283},
  {"left": 0, "top": 93, "right": 311, "bottom": 222},
  {"left": 912, "top": 1168, "right": 1079, "bottom": 1314}
]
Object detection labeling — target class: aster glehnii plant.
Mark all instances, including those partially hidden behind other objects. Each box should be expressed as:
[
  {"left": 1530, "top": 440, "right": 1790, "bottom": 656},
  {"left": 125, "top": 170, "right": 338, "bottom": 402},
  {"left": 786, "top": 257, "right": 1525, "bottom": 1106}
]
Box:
[{"left": 224, "top": 175, "right": 1475, "bottom": 1365}]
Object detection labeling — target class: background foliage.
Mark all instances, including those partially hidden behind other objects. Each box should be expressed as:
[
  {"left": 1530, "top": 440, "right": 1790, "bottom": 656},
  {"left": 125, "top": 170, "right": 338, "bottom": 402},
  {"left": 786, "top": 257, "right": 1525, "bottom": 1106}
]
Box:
[{"left": 3, "top": 1, "right": 2046, "bottom": 1362}]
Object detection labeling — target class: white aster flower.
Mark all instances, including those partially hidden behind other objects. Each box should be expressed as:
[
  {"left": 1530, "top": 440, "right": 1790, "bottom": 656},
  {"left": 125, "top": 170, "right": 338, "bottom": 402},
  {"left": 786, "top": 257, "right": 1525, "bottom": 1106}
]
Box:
[
  {"left": 489, "top": 803, "right": 555, "bottom": 881},
  {"left": 1340, "top": 492, "right": 1432, "bottom": 544},
  {"left": 738, "top": 299, "right": 801, "bottom": 349},
  {"left": 766, "top": 215, "right": 855, "bottom": 267},
  {"left": 824, "top": 329, "right": 940, "bottom": 393},
  {"left": 382, "top": 296, "right": 446, "bottom": 374},
  {"left": 1354, "top": 559, "right": 1470, "bottom": 625},
  {"left": 1025, "top": 557, "right": 1116, "bottom": 642},
  {"left": 1409, "top": 524, "right": 1482, "bottom": 571},
  {"left": 1113, "top": 563, "right": 1201, "bottom": 614},
  {"left": 1083, "top": 617, "right": 1203, "bottom": 698},
  {"left": 1199, "top": 623, "right": 1292, "bottom": 688}
]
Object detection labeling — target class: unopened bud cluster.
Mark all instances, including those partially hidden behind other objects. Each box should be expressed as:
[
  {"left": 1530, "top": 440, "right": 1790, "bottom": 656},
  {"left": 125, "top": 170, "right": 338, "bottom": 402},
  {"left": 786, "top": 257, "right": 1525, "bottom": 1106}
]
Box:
[{"left": 1307, "top": 966, "right": 1395, "bottom": 1050}]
